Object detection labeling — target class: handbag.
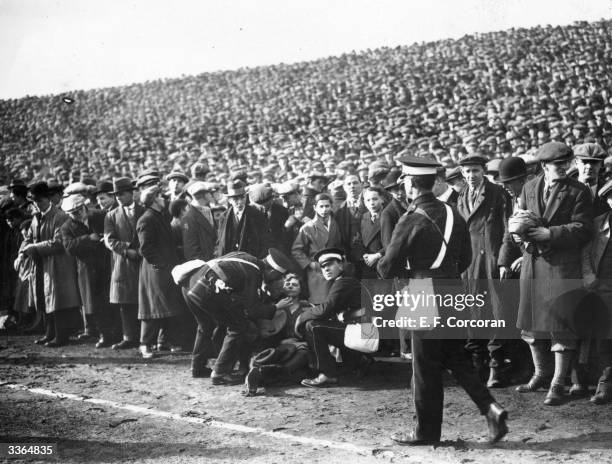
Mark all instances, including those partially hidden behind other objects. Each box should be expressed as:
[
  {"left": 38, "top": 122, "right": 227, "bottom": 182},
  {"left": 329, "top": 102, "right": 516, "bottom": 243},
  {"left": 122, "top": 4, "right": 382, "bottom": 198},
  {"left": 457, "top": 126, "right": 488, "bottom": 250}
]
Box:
[
  {"left": 344, "top": 282, "right": 380, "bottom": 353},
  {"left": 395, "top": 203, "right": 454, "bottom": 331}
]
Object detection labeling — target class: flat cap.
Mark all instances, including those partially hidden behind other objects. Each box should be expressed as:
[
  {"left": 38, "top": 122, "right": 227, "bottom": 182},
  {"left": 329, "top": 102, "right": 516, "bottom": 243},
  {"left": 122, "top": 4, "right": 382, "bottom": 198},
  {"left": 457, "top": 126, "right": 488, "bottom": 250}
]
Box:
[
  {"left": 63, "top": 182, "right": 90, "bottom": 197},
  {"left": 61, "top": 194, "right": 85, "bottom": 213},
  {"left": 249, "top": 184, "right": 274, "bottom": 204},
  {"left": 535, "top": 142, "right": 573, "bottom": 163},
  {"left": 264, "top": 248, "right": 294, "bottom": 274},
  {"left": 135, "top": 175, "right": 160, "bottom": 189},
  {"left": 187, "top": 181, "right": 215, "bottom": 197},
  {"left": 459, "top": 154, "right": 488, "bottom": 166},
  {"left": 446, "top": 167, "right": 463, "bottom": 182},
  {"left": 276, "top": 181, "right": 299, "bottom": 196},
  {"left": 574, "top": 143, "right": 606, "bottom": 161}
]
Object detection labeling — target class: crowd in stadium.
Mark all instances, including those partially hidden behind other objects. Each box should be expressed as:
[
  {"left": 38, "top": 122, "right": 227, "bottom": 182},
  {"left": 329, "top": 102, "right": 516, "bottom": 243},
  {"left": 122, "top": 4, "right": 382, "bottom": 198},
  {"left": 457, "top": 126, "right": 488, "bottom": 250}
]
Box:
[{"left": 1, "top": 19, "right": 612, "bottom": 442}]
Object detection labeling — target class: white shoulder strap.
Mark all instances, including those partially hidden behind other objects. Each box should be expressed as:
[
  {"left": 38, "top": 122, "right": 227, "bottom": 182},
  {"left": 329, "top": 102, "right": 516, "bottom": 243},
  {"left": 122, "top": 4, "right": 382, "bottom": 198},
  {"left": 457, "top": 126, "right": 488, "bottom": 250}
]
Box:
[
  {"left": 208, "top": 257, "right": 261, "bottom": 281},
  {"left": 430, "top": 204, "right": 454, "bottom": 269}
]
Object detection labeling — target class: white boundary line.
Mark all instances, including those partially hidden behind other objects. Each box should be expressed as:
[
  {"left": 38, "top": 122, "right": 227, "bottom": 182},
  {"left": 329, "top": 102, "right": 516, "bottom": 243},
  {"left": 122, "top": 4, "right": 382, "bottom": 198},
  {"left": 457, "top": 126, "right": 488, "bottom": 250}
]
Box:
[{"left": 3, "top": 382, "right": 373, "bottom": 455}]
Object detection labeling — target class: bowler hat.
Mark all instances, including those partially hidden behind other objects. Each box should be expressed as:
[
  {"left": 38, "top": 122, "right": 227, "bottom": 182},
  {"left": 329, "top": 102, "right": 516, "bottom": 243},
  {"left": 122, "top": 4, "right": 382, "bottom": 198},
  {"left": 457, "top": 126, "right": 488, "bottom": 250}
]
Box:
[
  {"left": 498, "top": 157, "right": 527, "bottom": 183},
  {"left": 111, "top": 177, "right": 136, "bottom": 194},
  {"left": 94, "top": 180, "right": 113, "bottom": 196},
  {"left": 28, "top": 182, "right": 50, "bottom": 199}
]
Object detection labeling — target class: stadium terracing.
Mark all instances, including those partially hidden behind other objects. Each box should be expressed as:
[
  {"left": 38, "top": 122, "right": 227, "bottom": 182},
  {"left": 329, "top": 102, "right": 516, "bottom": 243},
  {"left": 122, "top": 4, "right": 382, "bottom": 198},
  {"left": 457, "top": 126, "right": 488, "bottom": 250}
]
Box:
[{"left": 1, "top": 19, "right": 611, "bottom": 184}]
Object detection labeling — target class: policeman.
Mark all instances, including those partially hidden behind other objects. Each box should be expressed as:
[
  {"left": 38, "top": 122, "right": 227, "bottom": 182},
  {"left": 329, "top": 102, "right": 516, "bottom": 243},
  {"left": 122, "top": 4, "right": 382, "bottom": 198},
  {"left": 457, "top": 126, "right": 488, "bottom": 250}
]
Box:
[{"left": 377, "top": 156, "right": 508, "bottom": 445}]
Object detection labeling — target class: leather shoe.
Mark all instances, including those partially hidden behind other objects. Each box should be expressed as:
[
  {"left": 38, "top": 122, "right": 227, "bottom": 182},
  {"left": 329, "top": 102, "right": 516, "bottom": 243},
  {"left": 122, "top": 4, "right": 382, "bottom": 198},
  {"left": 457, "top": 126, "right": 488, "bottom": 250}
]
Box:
[
  {"left": 112, "top": 340, "right": 139, "bottom": 350},
  {"left": 95, "top": 337, "right": 113, "bottom": 349},
  {"left": 515, "top": 375, "right": 551, "bottom": 393},
  {"left": 75, "top": 333, "right": 96, "bottom": 342},
  {"left": 211, "top": 373, "right": 244, "bottom": 386},
  {"left": 543, "top": 384, "right": 565, "bottom": 406},
  {"left": 192, "top": 367, "right": 213, "bottom": 378},
  {"left": 485, "top": 402, "right": 508, "bottom": 443},
  {"left": 34, "top": 337, "right": 51, "bottom": 345},
  {"left": 155, "top": 343, "right": 169, "bottom": 351},
  {"left": 390, "top": 431, "right": 438, "bottom": 446},
  {"left": 45, "top": 338, "right": 68, "bottom": 348},
  {"left": 301, "top": 373, "right": 338, "bottom": 388},
  {"left": 590, "top": 381, "right": 612, "bottom": 405},
  {"left": 169, "top": 345, "right": 183, "bottom": 353}
]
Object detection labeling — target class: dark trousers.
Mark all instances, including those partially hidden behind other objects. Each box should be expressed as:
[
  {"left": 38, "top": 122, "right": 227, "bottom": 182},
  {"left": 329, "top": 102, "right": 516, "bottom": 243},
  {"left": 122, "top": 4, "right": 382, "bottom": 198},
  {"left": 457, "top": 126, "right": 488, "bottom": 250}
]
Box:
[
  {"left": 183, "top": 289, "right": 218, "bottom": 373},
  {"left": 140, "top": 317, "right": 180, "bottom": 346},
  {"left": 412, "top": 335, "right": 495, "bottom": 441},
  {"left": 304, "top": 319, "right": 361, "bottom": 377},
  {"left": 117, "top": 304, "right": 139, "bottom": 342},
  {"left": 45, "top": 308, "right": 79, "bottom": 342},
  {"left": 184, "top": 288, "right": 251, "bottom": 376}
]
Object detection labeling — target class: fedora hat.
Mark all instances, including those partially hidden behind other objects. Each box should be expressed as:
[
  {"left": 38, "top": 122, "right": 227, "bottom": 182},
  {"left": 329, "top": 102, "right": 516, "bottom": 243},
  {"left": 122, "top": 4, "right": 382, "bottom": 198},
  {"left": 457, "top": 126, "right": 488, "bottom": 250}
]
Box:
[{"left": 111, "top": 177, "right": 136, "bottom": 194}]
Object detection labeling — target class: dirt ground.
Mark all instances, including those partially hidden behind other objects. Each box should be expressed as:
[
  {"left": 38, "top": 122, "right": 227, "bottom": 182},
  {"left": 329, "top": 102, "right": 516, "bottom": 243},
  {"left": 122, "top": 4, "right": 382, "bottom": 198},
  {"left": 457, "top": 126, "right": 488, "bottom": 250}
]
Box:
[{"left": 1, "top": 334, "right": 611, "bottom": 464}]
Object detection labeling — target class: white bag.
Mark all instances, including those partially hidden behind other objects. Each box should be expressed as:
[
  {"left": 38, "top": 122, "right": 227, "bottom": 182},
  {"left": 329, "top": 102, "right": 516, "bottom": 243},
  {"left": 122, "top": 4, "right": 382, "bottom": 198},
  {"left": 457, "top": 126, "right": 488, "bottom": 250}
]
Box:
[{"left": 344, "top": 322, "right": 380, "bottom": 353}]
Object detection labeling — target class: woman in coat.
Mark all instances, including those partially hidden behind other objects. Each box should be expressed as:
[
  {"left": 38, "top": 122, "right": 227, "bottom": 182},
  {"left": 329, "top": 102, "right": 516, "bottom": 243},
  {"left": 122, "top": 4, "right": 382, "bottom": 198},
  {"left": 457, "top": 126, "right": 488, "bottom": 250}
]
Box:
[
  {"left": 136, "top": 186, "right": 186, "bottom": 358},
  {"left": 292, "top": 193, "right": 343, "bottom": 304}
]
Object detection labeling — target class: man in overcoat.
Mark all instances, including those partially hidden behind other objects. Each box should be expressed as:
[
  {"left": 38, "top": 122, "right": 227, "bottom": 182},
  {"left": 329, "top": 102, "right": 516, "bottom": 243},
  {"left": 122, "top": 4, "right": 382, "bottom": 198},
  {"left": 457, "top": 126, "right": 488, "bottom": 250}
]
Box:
[
  {"left": 21, "top": 182, "right": 80, "bottom": 347},
  {"left": 61, "top": 194, "right": 118, "bottom": 348},
  {"left": 215, "top": 180, "right": 270, "bottom": 259},
  {"left": 136, "top": 186, "right": 186, "bottom": 358},
  {"left": 104, "top": 177, "right": 145, "bottom": 350},
  {"left": 514, "top": 142, "right": 594, "bottom": 406},
  {"left": 377, "top": 156, "right": 508, "bottom": 446},
  {"left": 182, "top": 181, "right": 217, "bottom": 261},
  {"left": 457, "top": 154, "right": 513, "bottom": 386}
]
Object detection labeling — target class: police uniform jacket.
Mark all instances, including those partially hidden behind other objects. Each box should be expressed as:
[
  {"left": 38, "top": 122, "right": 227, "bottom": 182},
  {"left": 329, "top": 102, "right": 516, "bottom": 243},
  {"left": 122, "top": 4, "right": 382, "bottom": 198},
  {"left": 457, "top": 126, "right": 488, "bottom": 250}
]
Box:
[
  {"left": 295, "top": 273, "right": 362, "bottom": 333},
  {"left": 516, "top": 175, "right": 593, "bottom": 332},
  {"left": 377, "top": 192, "right": 471, "bottom": 280},
  {"left": 104, "top": 202, "right": 145, "bottom": 305}
]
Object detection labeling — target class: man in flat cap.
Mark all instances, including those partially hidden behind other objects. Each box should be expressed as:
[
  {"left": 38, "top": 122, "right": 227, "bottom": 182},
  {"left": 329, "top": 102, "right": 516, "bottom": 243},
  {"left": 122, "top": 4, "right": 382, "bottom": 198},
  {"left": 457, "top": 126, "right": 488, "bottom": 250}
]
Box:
[
  {"left": 298, "top": 247, "right": 364, "bottom": 388},
  {"left": 60, "top": 194, "right": 118, "bottom": 348},
  {"left": 183, "top": 181, "right": 216, "bottom": 261},
  {"left": 21, "top": 182, "right": 81, "bottom": 347},
  {"left": 250, "top": 183, "right": 292, "bottom": 257},
  {"left": 514, "top": 142, "right": 593, "bottom": 406},
  {"left": 103, "top": 177, "right": 145, "bottom": 350},
  {"left": 574, "top": 143, "right": 610, "bottom": 216},
  {"left": 377, "top": 156, "right": 508, "bottom": 446},
  {"left": 166, "top": 171, "right": 189, "bottom": 203},
  {"left": 173, "top": 248, "right": 294, "bottom": 384},
  {"left": 216, "top": 180, "right": 270, "bottom": 259},
  {"left": 457, "top": 153, "right": 514, "bottom": 387}
]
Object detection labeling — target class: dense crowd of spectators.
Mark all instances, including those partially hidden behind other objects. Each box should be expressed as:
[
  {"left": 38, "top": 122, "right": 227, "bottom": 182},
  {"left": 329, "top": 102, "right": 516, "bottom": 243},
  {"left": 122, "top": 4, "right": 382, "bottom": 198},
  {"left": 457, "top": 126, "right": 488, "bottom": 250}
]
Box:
[{"left": 1, "top": 20, "right": 612, "bottom": 187}]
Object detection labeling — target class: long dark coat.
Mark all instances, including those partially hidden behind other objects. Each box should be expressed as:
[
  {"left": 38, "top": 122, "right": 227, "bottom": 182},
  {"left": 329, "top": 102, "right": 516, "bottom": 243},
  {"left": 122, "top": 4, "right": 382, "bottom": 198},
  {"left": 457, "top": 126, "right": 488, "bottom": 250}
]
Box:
[
  {"left": 137, "top": 208, "right": 185, "bottom": 319},
  {"left": 380, "top": 198, "right": 406, "bottom": 248},
  {"left": 457, "top": 179, "right": 512, "bottom": 319},
  {"left": 104, "top": 203, "right": 145, "bottom": 305},
  {"left": 334, "top": 197, "right": 367, "bottom": 263},
  {"left": 517, "top": 175, "right": 593, "bottom": 332},
  {"left": 182, "top": 205, "right": 216, "bottom": 261},
  {"left": 61, "top": 209, "right": 111, "bottom": 316},
  {"left": 22, "top": 205, "right": 80, "bottom": 313},
  {"left": 215, "top": 204, "right": 270, "bottom": 259}
]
